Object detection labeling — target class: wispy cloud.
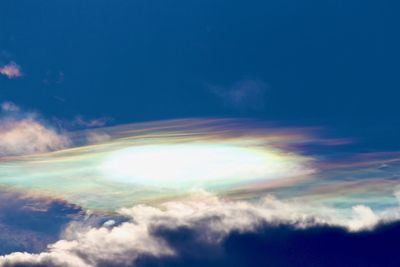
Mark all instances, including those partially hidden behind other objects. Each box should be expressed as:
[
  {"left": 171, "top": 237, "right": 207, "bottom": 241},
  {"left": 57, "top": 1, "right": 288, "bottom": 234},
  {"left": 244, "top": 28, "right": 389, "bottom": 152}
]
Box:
[
  {"left": 0, "top": 102, "right": 70, "bottom": 157},
  {"left": 74, "top": 115, "right": 111, "bottom": 128},
  {"left": 1, "top": 101, "right": 20, "bottom": 112},
  {"left": 52, "top": 116, "right": 112, "bottom": 131},
  {"left": 0, "top": 62, "right": 22, "bottom": 79},
  {"left": 209, "top": 79, "right": 268, "bottom": 111},
  {"left": 85, "top": 132, "right": 111, "bottom": 144}
]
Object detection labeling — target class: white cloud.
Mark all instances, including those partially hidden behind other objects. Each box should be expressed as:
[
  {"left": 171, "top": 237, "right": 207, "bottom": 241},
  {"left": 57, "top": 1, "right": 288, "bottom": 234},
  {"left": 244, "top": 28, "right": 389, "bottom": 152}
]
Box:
[
  {"left": 0, "top": 218, "right": 173, "bottom": 267},
  {"left": 0, "top": 103, "right": 70, "bottom": 157},
  {"left": 0, "top": 193, "right": 393, "bottom": 267},
  {"left": 0, "top": 118, "right": 70, "bottom": 157},
  {"left": 348, "top": 205, "right": 379, "bottom": 231}
]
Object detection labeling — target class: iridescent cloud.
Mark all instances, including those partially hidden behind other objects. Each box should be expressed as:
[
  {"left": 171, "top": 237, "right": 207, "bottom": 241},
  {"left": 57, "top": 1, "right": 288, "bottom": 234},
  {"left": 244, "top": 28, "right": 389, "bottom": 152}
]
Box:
[
  {"left": 0, "top": 118, "right": 399, "bottom": 214},
  {"left": 1, "top": 118, "right": 400, "bottom": 266},
  {"left": 0, "top": 119, "right": 314, "bottom": 210}
]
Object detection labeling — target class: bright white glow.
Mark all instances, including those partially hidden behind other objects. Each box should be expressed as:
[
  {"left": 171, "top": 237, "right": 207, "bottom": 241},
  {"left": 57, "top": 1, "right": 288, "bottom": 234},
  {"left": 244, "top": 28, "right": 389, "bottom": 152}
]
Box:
[{"left": 100, "top": 143, "right": 306, "bottom": 189}]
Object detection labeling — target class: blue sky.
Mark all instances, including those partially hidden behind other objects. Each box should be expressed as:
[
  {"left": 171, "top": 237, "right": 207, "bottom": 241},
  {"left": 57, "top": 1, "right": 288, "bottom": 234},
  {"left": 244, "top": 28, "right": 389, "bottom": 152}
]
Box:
[{"left": 0, "top": 0, "right": 399, "bottom": 150}]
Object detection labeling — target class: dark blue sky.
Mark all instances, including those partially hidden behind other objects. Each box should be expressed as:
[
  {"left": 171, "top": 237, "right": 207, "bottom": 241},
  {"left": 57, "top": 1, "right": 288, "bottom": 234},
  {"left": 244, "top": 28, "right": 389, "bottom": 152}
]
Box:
[{"left": 1, "top": 0, "right": 399, "bottom": 150}]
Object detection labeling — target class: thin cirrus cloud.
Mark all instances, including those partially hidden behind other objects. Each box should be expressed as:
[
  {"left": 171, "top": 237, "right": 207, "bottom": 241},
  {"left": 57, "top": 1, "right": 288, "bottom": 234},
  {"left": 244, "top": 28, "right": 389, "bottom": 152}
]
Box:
[
  {"left": 209, "top": 79, "right": 268, "bottom": 111},
  {"left": 0, "top": 62, "right": 22, "bottom": 79},
  {"left": 1, "top": 101, "right": 20, "bottom": 112},
  {"left": 53, "top": 116, "right": 112, "bottom": 131},
  {"left": 74, "top": 115, "right": 111, "bottom": 128}
]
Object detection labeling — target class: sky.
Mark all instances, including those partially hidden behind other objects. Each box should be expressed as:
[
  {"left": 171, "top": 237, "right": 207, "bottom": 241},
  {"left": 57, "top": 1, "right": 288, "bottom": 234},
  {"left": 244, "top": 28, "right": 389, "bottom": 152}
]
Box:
[
  {"left": 1, "top": 1, "right": 400, "bottom": 266},
  {"left": 1, "top": 0, "right": 399, "bottom": 150}
]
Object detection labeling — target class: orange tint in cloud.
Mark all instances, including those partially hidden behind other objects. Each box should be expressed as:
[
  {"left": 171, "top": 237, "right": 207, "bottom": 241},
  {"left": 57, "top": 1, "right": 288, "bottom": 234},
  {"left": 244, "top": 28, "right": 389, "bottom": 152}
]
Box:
[{"left": 0, "top": 62, "right": 22, "bottom": 79}]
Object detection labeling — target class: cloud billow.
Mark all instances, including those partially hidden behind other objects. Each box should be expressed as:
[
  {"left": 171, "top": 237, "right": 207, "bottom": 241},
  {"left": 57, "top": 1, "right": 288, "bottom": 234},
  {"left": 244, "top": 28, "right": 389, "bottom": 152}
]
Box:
[{"left": 1, "top": 194, "right": 399, "bottom": 267}]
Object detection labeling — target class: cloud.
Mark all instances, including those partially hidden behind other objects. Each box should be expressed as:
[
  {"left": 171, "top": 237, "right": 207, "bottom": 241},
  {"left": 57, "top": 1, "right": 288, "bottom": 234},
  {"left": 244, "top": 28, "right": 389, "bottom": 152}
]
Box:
[
  {"left": 0, "top": 62, "right": 22, "bottom": 79},
  {"left": 0, "top": 216, "right": 174, "bottom": 267},
  {"left": 1, "top": 193, "right": 396, "bottom": 267},
  {"left": 85, "top": 132, "right": 111, "bottom": 144},
  {"left": 0, "top": 102, "right": 70, "bottom": 157},
  {"left": 209, "top": 79, "right": 268, "bottom": 111},
  {"left": 53, "top": 116, "right": 112, "bottom": 131},
  {"left": 1, "top": 118, "right": 400, "bottom": 266},
  {"left": 73, "top": 116, "right": 111, "bottom": 128},
  {"left": 348, "top": 205, "right": 379, "bottom": 231},
  {"left": 1, "top": 102, "right": 20, "bottom": 112}
]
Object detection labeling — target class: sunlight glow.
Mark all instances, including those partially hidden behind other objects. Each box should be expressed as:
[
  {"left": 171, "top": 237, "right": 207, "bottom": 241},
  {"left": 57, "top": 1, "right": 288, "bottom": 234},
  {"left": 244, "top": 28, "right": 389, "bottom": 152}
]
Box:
[{"left": 100, "top": 143, "right": 304, "bottom": 189}]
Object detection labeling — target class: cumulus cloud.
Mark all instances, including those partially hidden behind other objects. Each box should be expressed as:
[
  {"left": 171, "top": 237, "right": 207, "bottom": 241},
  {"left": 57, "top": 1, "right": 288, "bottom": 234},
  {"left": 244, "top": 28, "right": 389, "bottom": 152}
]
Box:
[
  {"left": 348, "top": 205, "right": 379, "bottom": 231},
  {"left": 209, "top": 79, "right": 268, "bottom": 111},
  {"left": 0, "top": 102, "right": 70, "bottom": 157},
  {"left": 0, "top": 194, "right": 395, "bottom": 267},
  {"left": 0, "top": 218, "right": 173, "bottom": 267},
  {"left": 0, "top": 62, "right": 22, "bottom": 79}
]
